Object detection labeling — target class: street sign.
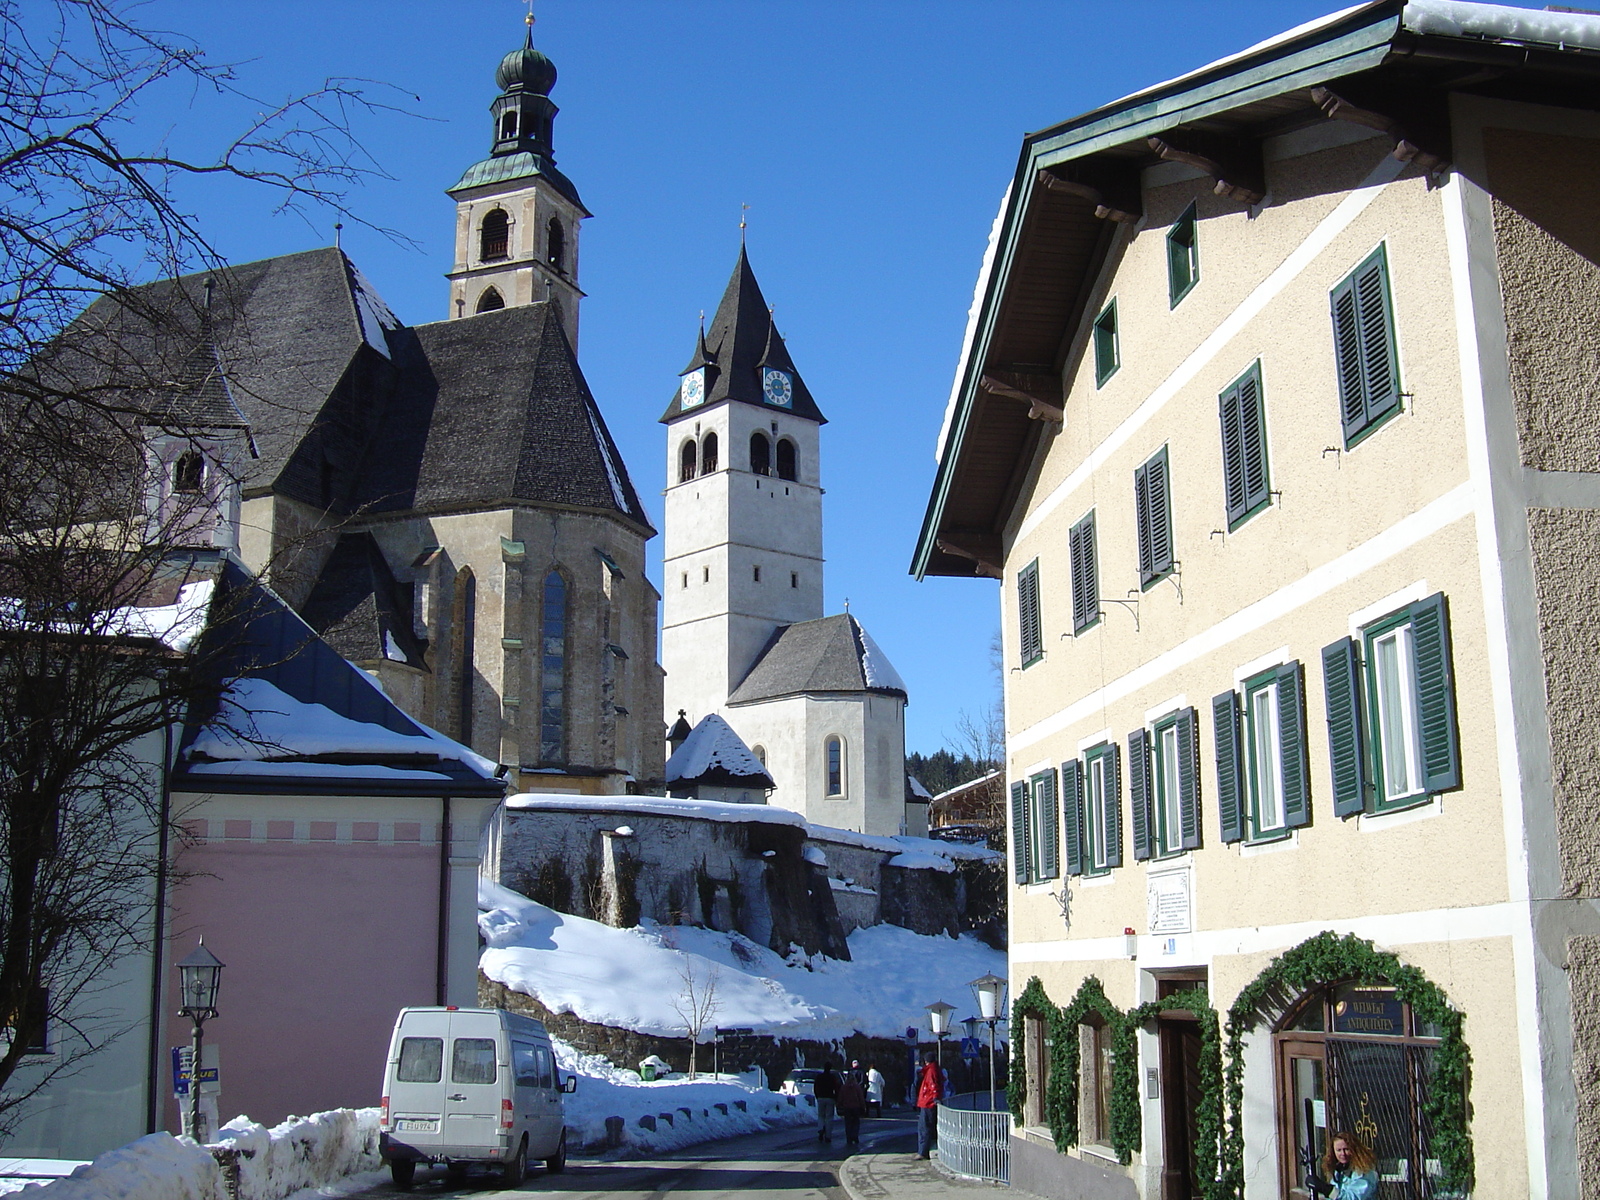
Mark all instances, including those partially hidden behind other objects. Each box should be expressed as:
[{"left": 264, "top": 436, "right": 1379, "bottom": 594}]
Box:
[
  {"left": 904, "top": 1026, "right": 918, "bottom": 1043},
  {"left": 172, "top": 1046, "right": 221, "bottom": 1097},
  {"left": 960, "top": 1037, "right": 982, "bottom": 1060}
]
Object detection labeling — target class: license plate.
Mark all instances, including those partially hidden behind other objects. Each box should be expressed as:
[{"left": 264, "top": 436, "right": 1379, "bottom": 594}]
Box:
[{"left": 396, "top": 1118, "right": 438, "bottom": 1133}]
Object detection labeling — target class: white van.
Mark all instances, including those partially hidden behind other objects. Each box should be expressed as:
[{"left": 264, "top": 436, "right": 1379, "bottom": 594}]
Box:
[{"left": 378, "top": 1006, "right": 576, "bottom": 1188}]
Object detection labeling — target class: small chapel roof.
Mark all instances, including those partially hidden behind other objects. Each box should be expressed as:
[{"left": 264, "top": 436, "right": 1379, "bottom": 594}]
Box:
[
  {"left": 664, "top": 713, "right": 775, "bottom": 790},
  {"left": 728, "top": 614, "right": 908, "bottom": 706},
  {"left": 658, "top": 247, "right": 826, "bottom": 425}
]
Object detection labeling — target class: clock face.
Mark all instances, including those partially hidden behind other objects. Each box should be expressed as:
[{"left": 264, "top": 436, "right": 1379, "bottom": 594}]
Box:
[
  {"left": 680, "top": 368, "right": 705, "bottom": 408},
  {"left": 762, "top": 368, "right": 793, "bottom": 408}
]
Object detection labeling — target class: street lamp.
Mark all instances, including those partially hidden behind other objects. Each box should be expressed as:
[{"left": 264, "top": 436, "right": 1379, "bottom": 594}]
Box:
[
  {"left": 177, "top": 941, "right": 224, "bottom": 1143},
  {"left": 926, "top": 999, "right": 956, "bottom": 1089},
  {"left": 969, "top": 972, "right": 1008, "bottom": 1113}
]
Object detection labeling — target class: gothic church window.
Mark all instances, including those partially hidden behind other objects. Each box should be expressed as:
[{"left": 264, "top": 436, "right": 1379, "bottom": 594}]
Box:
[
  {"left": 750, "top": 431, "right": 771, "bottom": 476},
  {"left": 173, "top": 451, "right": 205, "bottom": 494},
  {"left": 776, "top": 438, "right": 797, "bottom": 481},
  {"left": 826, "top": 736, "right": 845, "bottom": 797},
  {"left": 679, "top": 439, "right": 697, "bottom": 483},
  {"left": 547, "top": 218, "right": 565, "bottom": 273},
  {"left": 480, "top": 209, "right": 510, "bottom": 262},
  {"left": 701, "top": 431, "right": 719, "bottom": 474},
  {"left": 540, "top": 569, "right": 568, "bottom": 765},
  {"left": 476, "top": 287, "right": 505, "bottom": 314}
]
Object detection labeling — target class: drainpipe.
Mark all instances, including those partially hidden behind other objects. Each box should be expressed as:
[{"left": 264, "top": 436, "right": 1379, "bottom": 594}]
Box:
[
  {"left": 436, "top": 795, "right": 452, "bottom": 1006},
  {"left": 145, "top": 688, "right": 174, "bottom": 1133}
]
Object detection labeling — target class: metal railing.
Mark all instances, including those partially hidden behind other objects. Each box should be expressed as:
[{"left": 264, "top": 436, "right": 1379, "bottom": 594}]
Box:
[{"left": 936, "top": 1092, "right": 1010, "bottom": 1185}]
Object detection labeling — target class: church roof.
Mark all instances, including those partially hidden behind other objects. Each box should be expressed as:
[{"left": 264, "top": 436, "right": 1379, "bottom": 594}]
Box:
[
  {"left": 300, "top": 531, "right": 428, "bottom": 671},
  {"left": 447, "top": 150, "right": 585, "bottom": 211},
  {"left": 659, "top": 248, "right": 825, "bottom": 425},
  {"left": 664, "top": 713, "right": 775, "bottom": 790},
  {"left": 139, "top": 310, "right": 253, "bottom": 437},
  {"left": 728, "top": 614, "right": 908, "bottom": 706}
]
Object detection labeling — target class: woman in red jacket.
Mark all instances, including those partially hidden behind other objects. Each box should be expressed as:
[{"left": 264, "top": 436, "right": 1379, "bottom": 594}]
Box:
[{"left": 915, "top": 1052, "right": 943, "bottom": 1159}]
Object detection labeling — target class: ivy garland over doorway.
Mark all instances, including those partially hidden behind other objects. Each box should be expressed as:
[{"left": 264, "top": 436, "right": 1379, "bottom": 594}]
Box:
[{"left": 1009, "top": 932, "right": 1471, "bottom": 1200}]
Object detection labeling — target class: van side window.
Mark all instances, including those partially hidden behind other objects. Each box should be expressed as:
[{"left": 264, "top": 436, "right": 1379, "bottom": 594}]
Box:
[
  {"left": 513, "top": 1043, "right": 540, "bottom": 1088},
  {"left": 451, "top": 1038, "right": 497, "bottom": 1085},
  {"left": 535, "top": 1045, "right": 554, "bottom": 1089},
  {"left": 397, "top": 1037, "right": 443, "bottom": 1083}
]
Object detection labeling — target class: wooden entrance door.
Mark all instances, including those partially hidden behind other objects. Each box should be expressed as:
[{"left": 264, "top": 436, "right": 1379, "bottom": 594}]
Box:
[
  {"left": 1159, "top": 1018, "right": 1203, "bottom": 1200},
  {"left": 1277, "top": 1038, "right": 1327, "bottom": 1200}
]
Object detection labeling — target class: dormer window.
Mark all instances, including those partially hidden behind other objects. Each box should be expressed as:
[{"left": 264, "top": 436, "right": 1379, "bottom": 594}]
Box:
[
  {"left": 173, "top": 451, "right": 205, "bottom": 494},
  {"left": 480, "top": 209, "right": 510, "bottom": 262},
  {"left": 547, "top": 218, "right": 565, "bottom": 273}
]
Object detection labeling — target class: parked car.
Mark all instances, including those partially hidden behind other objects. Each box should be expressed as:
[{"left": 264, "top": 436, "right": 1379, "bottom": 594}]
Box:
[
  {"left": 779, "top": 1068, "right": 822, "bottom": 1097},
  {"left": 379, "top": 1006, "right": 576, "bottom": 1189}
]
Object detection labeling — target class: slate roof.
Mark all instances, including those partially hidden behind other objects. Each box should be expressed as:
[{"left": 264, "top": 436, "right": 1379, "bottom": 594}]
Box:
[
  {"left": 664, "top": 713, "right": 775, "bottom": 790},
  {"left": 728, "top": 614, "right": 908, "bottom": 705},
  {"left": 140, "top": 313, "right": 253, "bottom": 435},
  {"left": 300, "top": 532, "right": 428, "bottom": 670},
  {"left": 659, "top": 248, "right": 825, "bottom": 424}
]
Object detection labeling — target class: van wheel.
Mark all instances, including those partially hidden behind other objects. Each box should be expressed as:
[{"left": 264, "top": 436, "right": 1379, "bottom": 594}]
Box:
[
  {"left": 501, "top": 1138, "right": 527, "bottom": 1187},
  {"left": 389, "top": 1159, "right": 416, "bottom": 1190},
  {"left": 545, "top": 1130, "right": 568, "bottom": 1174}
]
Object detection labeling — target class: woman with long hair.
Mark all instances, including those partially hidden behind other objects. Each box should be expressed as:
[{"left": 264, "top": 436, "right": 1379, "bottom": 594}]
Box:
[{"left": 1319, "top": 1130, "right": 1378, "bottom": 1199}]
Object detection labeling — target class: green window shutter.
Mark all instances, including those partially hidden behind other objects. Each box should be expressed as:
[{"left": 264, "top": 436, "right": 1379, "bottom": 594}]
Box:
[
  {"left": 1238, "top": 367, "right": 1269, "bottom": 513},
  {"left": 1321, "top": 637, "right": 1368, "bottom": 817},
  {"left": 1167, "top": 202, "right": 1199, "bottom": 307},
  {"left": 1219, "top": 385, "right": 1247, "bottom": 523},
  {"left": 1061, "top": 759, "right": 1084, "bottom": 877},
  {"left": 1331, "top": 275, "right": 1366, "bottom": 439},
  {"left": 1094, "top": 300, "right": 1119, "bottom": 386},
  {"left": 1355, "top": 250, "right": 1400, "bottom": 425},
  {"left": 1018, "top": 560, "right": 1042, "bottom": 666},
  {"left": 1134, "top": 462, "right": 1153, "bottom": 582},
  {"left": 1036, "top": 770, "right": 1060, "bottom": 881},
  {"left": 1276, "top": 661, "right": 1311, "bottom": 828},
  {"left": 1410, "top": 592, "right": 1461, "bottom": 792},
  {"left": 1212, "top": 690, "right": 1244, "bottom": 844},
  {"left": 1136, "top": 448, "right": 1172, "bottom": 586},
  {"left": 1176, "top": 706, "right": 1201, "bottom": 851},
  {"left": 1070, "top": 512, "right": 1099, "bottom": 633},
  {"left": 1103, "top": 743, "right": 1123, "bottom": 869},
  {"left": 1129, "top": 729, "right": 1152, "bottom": 862},
  {"left": 1010, "top": 781, "right": 1029, "bottom": 884}
]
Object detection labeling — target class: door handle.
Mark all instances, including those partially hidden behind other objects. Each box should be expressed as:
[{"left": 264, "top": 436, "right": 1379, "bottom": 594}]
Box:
[{"left": 447, "top": 1093, "right": 466, "bottom": 1101}]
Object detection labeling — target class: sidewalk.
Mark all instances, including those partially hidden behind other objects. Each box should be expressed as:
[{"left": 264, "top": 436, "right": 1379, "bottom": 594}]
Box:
[{"left": 838, "top": 1149, "right": 1047, "bottom": 1200}]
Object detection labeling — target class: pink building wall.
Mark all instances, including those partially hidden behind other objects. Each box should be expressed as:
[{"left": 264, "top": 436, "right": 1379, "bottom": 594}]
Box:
[{"left": 163, "top": 827, "right": 443, "bottom": 1130}]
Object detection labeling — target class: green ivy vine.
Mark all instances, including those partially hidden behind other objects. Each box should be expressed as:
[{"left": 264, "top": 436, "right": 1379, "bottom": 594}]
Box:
[
  {"left": 1221, "top": 931, "right": 1473, "bottom": 1196},
  {"left": 1054, "top": 976, "right": 1125, "bottom": 1154}
]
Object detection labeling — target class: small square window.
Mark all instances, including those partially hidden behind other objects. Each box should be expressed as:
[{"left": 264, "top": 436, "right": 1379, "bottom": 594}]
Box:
[
  {"left": 1167, "top": 202, "right": 1199, "bottom": 307},
  {"left": 1093, "top": 300, "right": 1119, "bottom": 387}
]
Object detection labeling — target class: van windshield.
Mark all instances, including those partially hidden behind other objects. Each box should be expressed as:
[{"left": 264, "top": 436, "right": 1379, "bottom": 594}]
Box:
[
  {"left": 397, "top": 1037, "right": 442, "bottom": 1083},
  {"left": 452, "top": 1037, "right": 497, "bottom": 1085}
]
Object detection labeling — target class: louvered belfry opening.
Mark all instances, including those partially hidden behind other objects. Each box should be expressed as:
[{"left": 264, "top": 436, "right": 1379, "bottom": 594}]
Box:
[
  {"left": 475, "top": 288, "right": 505, "bottom": 314},
  {"left": 546, "top": 217, "right": 565, "bottom": 272},
  {"left": 480, "top": 208, "right": 510, "bottom": 262}
]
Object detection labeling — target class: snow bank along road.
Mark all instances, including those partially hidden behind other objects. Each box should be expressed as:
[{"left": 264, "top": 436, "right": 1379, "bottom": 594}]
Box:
[{"left": 344, "top": 1116, "right": 915, "bottom": 1199}]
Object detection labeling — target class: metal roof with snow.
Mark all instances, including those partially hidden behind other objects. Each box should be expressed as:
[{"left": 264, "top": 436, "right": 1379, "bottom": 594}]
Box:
[{"left": 728, "top": 614, "right": 908, "bottom": 706}]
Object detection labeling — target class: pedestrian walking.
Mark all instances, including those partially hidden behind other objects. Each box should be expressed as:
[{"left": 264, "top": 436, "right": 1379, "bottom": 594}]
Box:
[
  {"left": 837, "top": 1069, "right": 867, "bottom": 1146},
  {"left": 865, "top": 1063, "right": 886, "bottom": 1118},
  {"left": 914, "top": 1052, "right": 943, "bottom": 1159},
  {"left": 815, "top": 1061, "right": 840, "bottom": 1144}
]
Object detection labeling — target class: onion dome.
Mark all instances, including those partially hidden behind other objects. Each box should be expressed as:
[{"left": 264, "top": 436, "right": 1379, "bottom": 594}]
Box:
[{"left": 495, "top": 33, "right": 556, "bottom": 95}]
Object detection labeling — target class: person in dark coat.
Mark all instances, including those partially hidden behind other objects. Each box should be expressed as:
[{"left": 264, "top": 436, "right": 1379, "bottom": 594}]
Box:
[
  {"left": 837, "top": 1068, "right": 867, "bottom": 1146},
  {"left": 815, "top": 1062, "right": 840, "bottom": 1143},
  {"left": 914, "top": 1052, "right": 943, "bottom": 1158}
]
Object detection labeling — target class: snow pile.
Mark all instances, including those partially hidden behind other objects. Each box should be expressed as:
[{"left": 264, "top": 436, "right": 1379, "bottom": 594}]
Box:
[
  {"left": 664, "top": 715, "right": 771, "bottom": 785},
  {"left": 102, "top": 580, "right": 216, "bottom": 653},
  {"left": 506, "top": 793, "right": 806, "bottom": 827},
  {"left": 886, "top": 850, "right": 955, "bottom": 873},
  {"left": 853, "top": 621, "right": 907, "bottom": 694},
  {"left": 21, "top": 1110, "right": 381, "bottom": 1200},
  {"left": 553, "top": 1037, "right": 812, "bottom": 1155},
  {"left": 1404, "top": 0, "right": 1600, "bottom": 50},
  {"left": 479, "top": 881, "right": 1006, "bottom": 1043}
]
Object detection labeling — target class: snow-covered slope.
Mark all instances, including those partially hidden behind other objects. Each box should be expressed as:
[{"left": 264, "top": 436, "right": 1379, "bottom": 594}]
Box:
[{"left": 479, "top": 882, "right": 1005, "bottom": 1044}]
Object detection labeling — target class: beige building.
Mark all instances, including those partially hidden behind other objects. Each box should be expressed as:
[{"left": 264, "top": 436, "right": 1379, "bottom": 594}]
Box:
[{"left": 914, "top": 4, "right": 1600, "bottom": 1198}]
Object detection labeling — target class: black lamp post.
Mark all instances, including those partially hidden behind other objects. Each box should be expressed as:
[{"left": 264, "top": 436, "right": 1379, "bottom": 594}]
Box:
[
  {"left": 969, "top": 972, "right": 1008, "bottom": 1113},
  {"left": 177, "top": 941, "right": 223, "bottom": 1142},
  {"left": 925, "top": 999, "right": 956, "bottom": 1090}
]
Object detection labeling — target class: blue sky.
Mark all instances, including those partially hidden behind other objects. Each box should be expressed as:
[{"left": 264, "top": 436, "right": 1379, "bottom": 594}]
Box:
[{"left": 129, "top": 0, "right": 1380, "bottom": 755}]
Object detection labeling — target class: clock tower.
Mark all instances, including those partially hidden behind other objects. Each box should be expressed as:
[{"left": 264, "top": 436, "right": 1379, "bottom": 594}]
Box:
[
  {"left": 445, "top": 16, "right": 588, "bottom": 346},
  {"left": 659, "top": 248, "right": 827, "bottom": 728}
]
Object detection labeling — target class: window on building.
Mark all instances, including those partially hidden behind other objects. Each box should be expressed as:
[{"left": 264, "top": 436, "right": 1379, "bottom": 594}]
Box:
[
  {"left": 1167, "top": 202, "right": 1200, "bottom": 307},
  {"left": 826, "top": 736, "right": 845, "bottom": 797},
  {"left": 1322, "top": 593, "right": 1460, "bottom": 817},
  {"left": 701, "top": 431, "right": 719, "bottom": 474},
  {"left": 776, "top": 438, "right": 797, "bottom": 481},
  {"left": 1213, "top": 663, "right": 1308, "bottom": 844},
  {"left": 702, "top": 566, "right": 709, "bottom": 583},
  {"left": 1219, "top": 362, "right": 1270, "bottom": 529},
  {"left": 1009, "top": 771, "right": 1059, "bottom": 885},
  {"left": 1131, "top": 708, "right": 1199, "bottom": 861},
  {"left": 1093, "top": 299, "right": 1119, "bottom": 386},
  {"left": 456, "top": 569, "right": 476, "bottom": 747},
  {"left": 540, "top": 570, "right": 568, "bottom": 765},
  {"left": 752, "top": 565, "right": 761, "bottom": 583},
  {"left": 1331, "top": 244, "right": 1401, "bottom": 447},
  {"left": 500, "top": 111, "right": 518, "bottom": 139},
  {"left": 1079, "top": 1019, "right": 1116, "bottom": 1148},
  {"left": 790, "top": 572, "right": 798, "bottom": 589},
  {"left": 680, "top": 572, "right": 688, "bottom": 589},
  {"left": 1017, "top": 559, "right": 1042, "bottom": 667},
  {"left": 479, "top": 209, "right": 510, "bottom": 262},
  {"left": 476, "top": 287, "right": 505, "bottom": 314},
  {"left": 547, "top": 218, "right": 565, "bottom": 272},
  {"left": 1063, "top": 746, "right": 1121, "bottom": 877},
  {"left": 750, "top": 431, "right": 771, "bottom": 475},
  {"left": 1024, "top": 1013, "right": 1051, "bottom": 1129},
  {"left": 1069, "top": 511, "right": 1099, "bottom": 634},
  {"left": 173, "top": 450, "right": 205, "bottom": 494},
  {"left": 1134, "top": 447, "right": 1173, "bottom": 587},
  {"left": 753, "top": 745, "right": 766, "bottom": 766},
  {"left": 679, "top": 439, "right": 697, "bottom": 483}
]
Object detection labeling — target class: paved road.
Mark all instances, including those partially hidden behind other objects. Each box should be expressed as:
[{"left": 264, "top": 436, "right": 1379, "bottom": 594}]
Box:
[{"left": 352, "top": 1115, "right": 916, "bottom": 1200}]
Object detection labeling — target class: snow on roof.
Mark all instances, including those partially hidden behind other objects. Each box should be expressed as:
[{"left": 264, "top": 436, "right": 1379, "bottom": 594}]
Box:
[
  {"left": 347, "top": 261, "right": 401, "bottom": 360},
  {"left": 906, "top": 774, "right": 933, "bottom": 801},
  {"left": 478, "top": 880, "right": 1006, "bottom": 1043},
  {"left": 936, "top": 185, "right": 1011, "bottom": 466},
  {"left": 101, "top": 578, "right": 215, "bottom": 653},
  {"left": 855, "top": 621, "right": 906, "bottom": 694},
  {"left": 887, "top": 850, "right": 955, "bottom": 873},
  {"left": 587, "top": 406, "right": 633, "bottom": 513},
  {"left": 1403, "top": 0, "right": 1600, "bottom": 49},
  {"left": 931, "top": 768, "right": 1003, "bottom": 804},
  {"left": 505, "top": 792, "right": 806, "bottom": 828},
  {"left": 805, "top": 822, "right": 1002, "bottom": 863},
  {"left": 664, "top": 713, "right": 773, "bottom": 786}
]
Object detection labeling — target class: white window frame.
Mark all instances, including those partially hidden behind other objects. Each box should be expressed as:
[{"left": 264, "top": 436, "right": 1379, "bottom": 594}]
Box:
[
  {"left": 1368, "top": 617, "right": 1427, "bottom": 807},
  {"left": 1086, "top": 748, "right": 1111, "bottom": 873},
  {"left": 1245, "top": 673, "right": 1286, "bottom": 840},
  {"left": 1153, "top": 718, "right": 1183, "bottom": 857},
  {"left": 825, "top": 736, "right": 846, "bottom": 798}
]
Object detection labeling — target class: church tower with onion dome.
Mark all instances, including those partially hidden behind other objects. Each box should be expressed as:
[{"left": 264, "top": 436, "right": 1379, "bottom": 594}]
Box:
[{"left": 445, "top": 13, "right": 588, "bottom": 346}]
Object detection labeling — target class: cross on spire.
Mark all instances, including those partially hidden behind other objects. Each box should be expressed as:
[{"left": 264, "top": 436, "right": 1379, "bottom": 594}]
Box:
[{"left": 740, "top": 202, "right": 749, "bottom": 246}]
